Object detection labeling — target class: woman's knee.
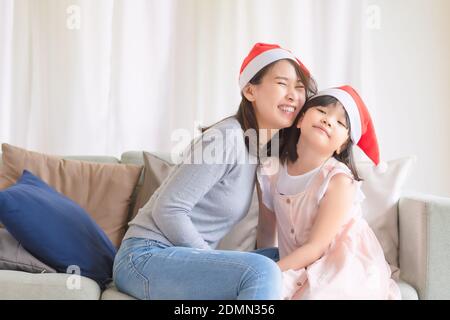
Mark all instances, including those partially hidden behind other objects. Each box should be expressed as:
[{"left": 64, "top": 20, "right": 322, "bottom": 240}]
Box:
[
  {"left": 238, "top": 254, "right": 283, "bottom": 299},
  {"left": 245, "top": 253, "right": 282, "bottom": 282}
]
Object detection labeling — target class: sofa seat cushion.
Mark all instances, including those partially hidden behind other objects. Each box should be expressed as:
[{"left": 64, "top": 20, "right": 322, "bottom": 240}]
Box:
[
  {"left": 101, "top": 283, "right": 137, "bottom": 300},
  {"left": 98, "top": 280, "right": 418, "bottom": 300},
  {"left": 0, "top": 270, "right": 101, "bottom": 300}
]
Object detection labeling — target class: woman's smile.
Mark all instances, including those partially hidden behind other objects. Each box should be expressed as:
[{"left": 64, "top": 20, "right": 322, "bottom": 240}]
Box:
[{"left": 278, "top": 104, "right": 298, "bottom": 118}]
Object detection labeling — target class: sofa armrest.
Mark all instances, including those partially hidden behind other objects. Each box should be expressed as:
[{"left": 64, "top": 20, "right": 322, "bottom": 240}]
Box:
[{"left": 399, "top": 194, "right": 450, "bottom": 299}]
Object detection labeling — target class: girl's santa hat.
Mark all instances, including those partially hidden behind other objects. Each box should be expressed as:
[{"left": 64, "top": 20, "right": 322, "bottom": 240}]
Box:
[
  {"left": 312, "top": 86, "right": 383, "bottom": 169},
  {"left": 239, "top": 42, "right": 310, "bottom": 91}
]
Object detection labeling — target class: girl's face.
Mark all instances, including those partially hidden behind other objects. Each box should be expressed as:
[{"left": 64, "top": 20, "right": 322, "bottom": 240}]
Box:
[
  {"left": 297, "top": 102, "right": 350, "bottom": 156},
  {"left": 243, "top": 60, "right": 306, "bottom": 130}
]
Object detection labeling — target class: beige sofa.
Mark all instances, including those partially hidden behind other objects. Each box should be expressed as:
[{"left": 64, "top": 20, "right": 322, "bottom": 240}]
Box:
[{"left": 0, "top": 151, "right": 449, "bottom": 300}]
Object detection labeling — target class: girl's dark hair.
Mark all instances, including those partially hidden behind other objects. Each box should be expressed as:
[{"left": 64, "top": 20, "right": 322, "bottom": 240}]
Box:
[
  {"left": 202, "top": 59, "right": 317, "bottom": 162},
  {"left": 280, "top": 95, "right": 362, "bottom": 181}
]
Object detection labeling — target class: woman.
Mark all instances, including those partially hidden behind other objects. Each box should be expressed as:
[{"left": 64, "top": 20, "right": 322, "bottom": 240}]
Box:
[{"left": 113, "top": 43, "right": 317, "bottom": 299}]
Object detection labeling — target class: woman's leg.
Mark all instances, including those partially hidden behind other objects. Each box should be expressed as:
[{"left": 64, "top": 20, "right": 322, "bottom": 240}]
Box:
[{"left": 113, "top": 238, "right": 282, "bottom": 300}]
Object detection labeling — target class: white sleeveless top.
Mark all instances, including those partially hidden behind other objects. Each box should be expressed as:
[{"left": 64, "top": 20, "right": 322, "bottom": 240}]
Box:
[{"left": 258, "top": 162, "right": 320, "bottom": 211}]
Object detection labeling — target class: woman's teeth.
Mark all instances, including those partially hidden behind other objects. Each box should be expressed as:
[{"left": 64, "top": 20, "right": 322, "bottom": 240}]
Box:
[{"left": 278, "top": 105, "right": 295, "bottom": 113}]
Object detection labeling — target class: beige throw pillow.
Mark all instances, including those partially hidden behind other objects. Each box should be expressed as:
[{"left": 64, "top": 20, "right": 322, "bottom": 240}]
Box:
[
  {"left": 0, "top": 144, "right": 143, "bottom": 248},
  {"left": 130, "top": 152, "right": 175, "bottom": 220},
  {"left": 216, "top": 186, "right": 259, "bottom": 252}
]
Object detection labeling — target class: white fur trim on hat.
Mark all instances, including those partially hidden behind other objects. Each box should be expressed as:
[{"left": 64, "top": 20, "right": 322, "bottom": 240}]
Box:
[
  {"left": 239, "top": 48, "right": 297, "bottom": 90},
  {"left": 311, "top": 88, "right": 362, "bottom": 143}
]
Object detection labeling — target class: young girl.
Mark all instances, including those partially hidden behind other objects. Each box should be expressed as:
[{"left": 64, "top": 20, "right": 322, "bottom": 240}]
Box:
[
  {"left": 257, "top": 85, "right": 401, "bottom": 299},
  {"left": 113, "top": 43, "right": 317, "bottom": 300}
]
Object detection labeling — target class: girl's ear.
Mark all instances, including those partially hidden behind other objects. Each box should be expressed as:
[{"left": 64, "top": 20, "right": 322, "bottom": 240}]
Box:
[
  {"left": 337, "top": 138, "right": 350, "bottom": 155},
  {"left": 242, "top": 84, "right": 256, "bottom": 102},
  {"left": 296, "top": 114, "right": 304, "bottom": 128}
]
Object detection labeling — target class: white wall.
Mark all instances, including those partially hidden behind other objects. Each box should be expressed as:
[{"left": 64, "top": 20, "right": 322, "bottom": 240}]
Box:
[
  {"left": 1, "top": 0, "right": 448, "bottom": 197},
  {"left": 369, "top": 0, "right": 450, "bottom": 196}
]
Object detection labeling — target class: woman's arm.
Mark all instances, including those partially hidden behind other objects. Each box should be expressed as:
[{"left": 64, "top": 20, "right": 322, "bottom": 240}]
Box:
[
  {"left": 277, "top": 173, "right": 356, "bottom": 271},
  {"left": 256, "top": 182, "right": 277, "bottom": 249},
  {"left": 152, "top": 130, "right": 235, "bottom": 250}
]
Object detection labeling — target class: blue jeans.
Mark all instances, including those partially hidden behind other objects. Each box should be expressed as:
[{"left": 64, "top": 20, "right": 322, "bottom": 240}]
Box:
[{"left": 113, "top": 237, "right": 282, "bottom": 300}]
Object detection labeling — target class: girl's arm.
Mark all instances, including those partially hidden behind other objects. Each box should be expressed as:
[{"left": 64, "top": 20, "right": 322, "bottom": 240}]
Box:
[
  {"left": 256, "top": 182, "right": 277, "bottom": 249},
  {"left": 277, "top": 173, "right": 356, "bottom": 271}
]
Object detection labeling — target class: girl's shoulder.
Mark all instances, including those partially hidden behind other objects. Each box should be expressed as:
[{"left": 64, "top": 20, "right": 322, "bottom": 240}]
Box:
[
  {"left": 321, "top": 158, "right": 354, "bottom": 181},
  {"left": 316, "top": 158, "right": 364, "bottom": 204}
]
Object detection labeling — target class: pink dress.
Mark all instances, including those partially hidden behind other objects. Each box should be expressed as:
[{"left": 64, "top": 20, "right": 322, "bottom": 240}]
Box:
[{"left": 258, "top": 157, "right": 401, "bottom": 300}]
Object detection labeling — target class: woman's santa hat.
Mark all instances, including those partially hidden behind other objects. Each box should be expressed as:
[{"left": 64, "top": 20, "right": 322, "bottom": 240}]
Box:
[
  {"left": 239, "top": 42, "right": 310, "bottom": 91},
  {"left": 311, "top": 85, "right": 384, "bottom": 169}
]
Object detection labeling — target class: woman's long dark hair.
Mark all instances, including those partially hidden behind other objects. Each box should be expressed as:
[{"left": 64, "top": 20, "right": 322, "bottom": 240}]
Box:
[
  {"left": 202, "top": 59, "right": 317, "bottom": 163},
  {"left": 280, "top": 95, "right": 362, "bottom": 181}
]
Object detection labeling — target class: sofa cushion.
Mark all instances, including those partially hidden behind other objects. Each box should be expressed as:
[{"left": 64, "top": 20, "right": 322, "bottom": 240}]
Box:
[
  {"left": 357, "top": 156, "right": 416, "bottom": 277},
  {"left": 101, "top": 283, "right": 137, "bottom": 300},
  {"left": 0, "top": 270, "right": 101, "bottom": 300},
  {"left": 396, "top": 279, "right": 419, "bottom": 300},
  {"left": 0, "top": 228, "right": 56, "bottom": 273},
  {"left": 0, "top": 143, "right": 143, "bottom": 247},
  {"left": 0, "top": 170, "right": 116, "bottom": 287},
  {"left": 130, "top": 152, "right": 174, "bottom": 220},
  {"left": 216, "top": 186, "right": 259, "bottom": 251}
]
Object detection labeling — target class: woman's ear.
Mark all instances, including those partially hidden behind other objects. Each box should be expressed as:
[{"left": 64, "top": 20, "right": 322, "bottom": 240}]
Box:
[{"left": 242, "top": 84, "right": 256, "bottom": 102}]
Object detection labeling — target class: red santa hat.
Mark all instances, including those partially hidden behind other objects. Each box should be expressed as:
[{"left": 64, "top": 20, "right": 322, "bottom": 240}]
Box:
[
  {"left": 239, "top": 42, "right": 310, "bottom": 91},
  {"left": 311, "top": 85, "right": 382, "bottom": 166}
]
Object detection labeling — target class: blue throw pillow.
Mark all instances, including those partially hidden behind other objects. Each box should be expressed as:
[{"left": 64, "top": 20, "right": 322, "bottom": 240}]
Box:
[{"left": 0, "top": 170, "right": 116, "bottom": 288}]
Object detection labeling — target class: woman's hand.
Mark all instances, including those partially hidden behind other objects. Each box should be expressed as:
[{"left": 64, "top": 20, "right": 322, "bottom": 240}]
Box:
[{"left": 255, "top": 182, "right": 277, "bottom": 249}]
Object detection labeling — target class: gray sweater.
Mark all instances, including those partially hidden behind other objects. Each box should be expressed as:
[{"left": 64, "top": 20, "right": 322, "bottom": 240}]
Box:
[{"left": 124, "top": 117, "right": 258, "bottom": 249}]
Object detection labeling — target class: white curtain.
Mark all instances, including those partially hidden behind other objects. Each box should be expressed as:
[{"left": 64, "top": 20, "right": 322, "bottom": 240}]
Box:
[{"left": 0, "top": 0, "right": 373, "bottom": 157}]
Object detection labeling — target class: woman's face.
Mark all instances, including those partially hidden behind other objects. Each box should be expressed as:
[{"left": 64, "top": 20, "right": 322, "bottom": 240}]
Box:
[
  {"left": 297, "top": 102, "right": 350, "bottom": 156},
  {"left": 243, "top": 60, "right": 306, "bottom": 130}
]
